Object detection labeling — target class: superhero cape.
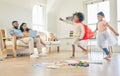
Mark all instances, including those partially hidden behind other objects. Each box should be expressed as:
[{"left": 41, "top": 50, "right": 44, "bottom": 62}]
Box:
[
  {"left": 81, "top": 23, "right": 94, "bottom": 40},
  {"left": 82, "top": 24, "right": 94, "bottom": 40}
]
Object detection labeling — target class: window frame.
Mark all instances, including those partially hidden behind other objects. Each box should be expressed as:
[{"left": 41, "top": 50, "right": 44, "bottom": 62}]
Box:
[
  {"left": 32, "top": 4, "right": 46, "bottom": 32},
  {"left": 86, "top": 0, "right": 110, "bottom": 25},
  {"left": 117, "top": 22, "right": 120, "bottom": 45},
  {"left": 117, "top": 0, "right": 120, "bottom": 21},
  {"left": 117, "top": 0, "right": 120, "bottom": 45}
]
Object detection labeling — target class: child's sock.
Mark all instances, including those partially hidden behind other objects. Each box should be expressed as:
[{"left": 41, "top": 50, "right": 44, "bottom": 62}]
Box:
[{"left": 102, "top": 48, "right": 109, "bottom": 55}]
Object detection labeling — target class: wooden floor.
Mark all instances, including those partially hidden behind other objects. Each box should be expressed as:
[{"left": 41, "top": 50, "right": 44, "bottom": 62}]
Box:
[{"left": 0, "top": 51, "right": 120, "bottom": 76}]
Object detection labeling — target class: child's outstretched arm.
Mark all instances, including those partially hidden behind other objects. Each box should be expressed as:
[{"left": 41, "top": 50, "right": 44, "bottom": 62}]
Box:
[
  {"left": 93, "top": 25, "right": 98, "bottom": 35},
  {"left": 106, "top": 23, "right": 119, "bottom": 36},
  {"left": 59, "top": 18, "right": 76, "bottom": 25}
]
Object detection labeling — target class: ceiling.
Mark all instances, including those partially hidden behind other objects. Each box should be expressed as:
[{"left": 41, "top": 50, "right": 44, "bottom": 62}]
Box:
[
  {"left": 46, "top": 0, "right": 94, "bottom": 12},
  {"left": 0, "top": 0, "right": 95, "bottom": 11},
  {"left": 0, "top": 0, "right": 46, "bottom": 9},
  {"left": 47, "top": 0, "right": 65, "bottom": 12}
]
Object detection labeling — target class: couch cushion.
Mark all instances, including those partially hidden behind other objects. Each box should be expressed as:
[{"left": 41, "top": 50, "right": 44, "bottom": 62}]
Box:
[{"left": 5, "top": 40, "right": 28, "bottom": 46}]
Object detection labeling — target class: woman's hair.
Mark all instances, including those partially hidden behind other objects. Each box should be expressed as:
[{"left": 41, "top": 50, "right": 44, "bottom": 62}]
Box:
[
  {"left": 20, "top": 23, "right": 30, "bottom": 32},
  {"left": 73, "top": 12, "right": 84, "bottom": 22},
  {"left": 97, "top": 11, "right": 105, "bottom": 17}
]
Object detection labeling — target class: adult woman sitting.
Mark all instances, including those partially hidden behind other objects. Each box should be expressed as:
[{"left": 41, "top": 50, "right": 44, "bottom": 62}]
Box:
[{"left": 20, "top": 23, "right": 46, "bottom": 54}]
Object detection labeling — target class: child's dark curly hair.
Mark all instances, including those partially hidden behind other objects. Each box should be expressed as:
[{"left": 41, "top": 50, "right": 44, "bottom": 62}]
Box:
[{"left": 73, "top": 12, "right": 84, "bottom": 22}]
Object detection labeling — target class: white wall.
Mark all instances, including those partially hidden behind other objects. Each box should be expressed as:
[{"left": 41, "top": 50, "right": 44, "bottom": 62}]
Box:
[
  {"left": 47, "top": 0, "right": 84, "bottom": 37},
  {"left": 0, "top": 3, "right": 31, "bottom": 27},
  {"left": 0, "top": 0, "right": 46, "bottom": 28},
  {"left": 46, "top": 0, "right": 63, "bottom": 33},
  {"left": 47, "top": 12, "right": 57, "bottom": 33}
]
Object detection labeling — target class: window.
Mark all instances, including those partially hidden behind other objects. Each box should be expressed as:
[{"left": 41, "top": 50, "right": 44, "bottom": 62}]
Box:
[
  {"left": 87, "top": 3, "right": 98, "bottom": 24},
  {"left": 117, "top": 0, "right": 120, "bottom": 45},
  {"left": 117, "top": 0, "right": 120, "bottom": 20},
  {"left": 32, "top": 5, "right": 46, "bottom": 32},
  {"left": 118, "top": 23, "right": 120, "bottom": 45},
  {"left": 87, "top": 1, "right": 110, "bottom": 31}
]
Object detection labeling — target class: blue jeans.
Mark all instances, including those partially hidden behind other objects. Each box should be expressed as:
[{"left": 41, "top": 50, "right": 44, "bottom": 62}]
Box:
[{"left": 102, "top": 48, "right": 109, "bottom": 55}]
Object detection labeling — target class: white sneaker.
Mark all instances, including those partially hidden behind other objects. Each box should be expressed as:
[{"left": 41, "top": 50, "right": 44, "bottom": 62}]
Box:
[{"left": 30, "top": 54, "right": 39, "bottom": 58}]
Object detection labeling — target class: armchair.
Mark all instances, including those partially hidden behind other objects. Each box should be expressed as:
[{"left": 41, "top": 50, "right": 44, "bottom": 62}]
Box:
[{"left": 0, "top": 29, "right": 29, "bottom": 57}]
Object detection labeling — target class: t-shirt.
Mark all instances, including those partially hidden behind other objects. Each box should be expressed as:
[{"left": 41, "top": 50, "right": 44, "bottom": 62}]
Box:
[
  {"left": 9, "top": 27, "right": 23, "bottom": 36},
  {"left": 73, "top": 23, "right": 85, "bottom": 39},
  {"left": 23, "top": 31, "right": 29, "bottom": 37}
]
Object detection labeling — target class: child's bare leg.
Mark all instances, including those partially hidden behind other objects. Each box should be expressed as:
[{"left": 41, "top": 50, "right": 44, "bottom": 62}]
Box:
[
  {"left": 40, "top": 40, "right": 46, "bottom": 47},
  {"left": 39, "top": 37, "right": 46, "bottom": 47},
  {"left": 102, "top": 48, "right": 111, "bottom": 60},
  {"left": 70, "top": 44, "right": 75, "bottom": 58},
  {"left": 77, "top": 44, "right": 88, "bottom": 54},
  {"left": 104, "top": 54, "right": 111, "bottom": 59},
  {"left": 104, "top": 54, "right": 111, "bottom": 60}
]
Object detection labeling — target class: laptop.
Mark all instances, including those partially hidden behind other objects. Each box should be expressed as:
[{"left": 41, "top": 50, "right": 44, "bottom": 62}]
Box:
[{"left": 29, "top": 30, "right": 37, "bottom": 38}]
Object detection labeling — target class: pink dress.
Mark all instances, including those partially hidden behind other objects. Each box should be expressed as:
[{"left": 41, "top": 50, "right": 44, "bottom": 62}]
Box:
[{"left": 97, "top": 20, "right": 117, "bottom": 48}]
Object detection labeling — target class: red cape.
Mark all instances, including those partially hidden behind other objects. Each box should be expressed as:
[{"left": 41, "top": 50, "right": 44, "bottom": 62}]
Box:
[{"left": 82, "top": 24, "right": 93, "bottom": 40}]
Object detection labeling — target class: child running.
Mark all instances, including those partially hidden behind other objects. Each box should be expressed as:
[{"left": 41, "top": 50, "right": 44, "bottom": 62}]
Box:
[
  {"left": 93, "top": 11, "right": 119, "bottom": 60},
  {"left": 60, "top": 12, "right": 93, "bottom": 58}
]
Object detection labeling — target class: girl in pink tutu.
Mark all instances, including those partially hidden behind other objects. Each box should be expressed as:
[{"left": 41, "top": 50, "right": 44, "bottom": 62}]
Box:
[{"left": 93, "top": 12, "right": 119, "bottom": 60}]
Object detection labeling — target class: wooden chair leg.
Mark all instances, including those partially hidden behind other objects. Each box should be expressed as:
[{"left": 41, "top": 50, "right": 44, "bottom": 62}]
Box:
[
  {"left": 2, "top": 49, "right": 7, "bottom": 54},
  {"left": 1, "top": 49, "right": 7, "bottom": 55},
  {"left": 0, "top": 49, "right": 7, "bottom": 60},
  {"left": 57, "top": 46, "right": 60, "bottom": 53},
  {"left": 12, "top": 49, "right": 16, "bottom": 57},
  {"left": 48, "top": 47, "right": 51, "bottom": 53},
  {"left": 0, "top": 49, "right": 2, "bottom": 56}
]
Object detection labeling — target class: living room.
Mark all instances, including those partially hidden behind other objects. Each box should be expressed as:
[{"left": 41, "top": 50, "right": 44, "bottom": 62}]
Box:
[{"left": 0, "top": 0, "right": 120, "bottom": 76}]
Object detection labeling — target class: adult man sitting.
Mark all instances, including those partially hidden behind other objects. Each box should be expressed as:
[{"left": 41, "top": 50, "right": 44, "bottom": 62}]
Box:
[{"left": 9, "top": 21, "right": 40, "bottom": 58}]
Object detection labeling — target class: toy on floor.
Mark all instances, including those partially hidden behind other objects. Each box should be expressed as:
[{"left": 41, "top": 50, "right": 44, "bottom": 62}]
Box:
[
  {"left": 32, "top": 62, "right": 63, "bottom": 69},
  {"left": 47, "top": 64, "right": 60, "bottom": 69},
  {"left": 32, "top": 63, "right": 45, "bottom": 67},
  {"left": 68, "top": 61, "right": 89, "bottom": 68}
]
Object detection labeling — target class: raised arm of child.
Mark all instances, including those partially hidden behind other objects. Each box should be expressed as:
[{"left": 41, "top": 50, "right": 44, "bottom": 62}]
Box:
[
  {"left": 59, "top": 18, "right": 76, "bottom": 25},
  {"left": 106, "top": 23, "right": 119, "bottom": 36}
]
